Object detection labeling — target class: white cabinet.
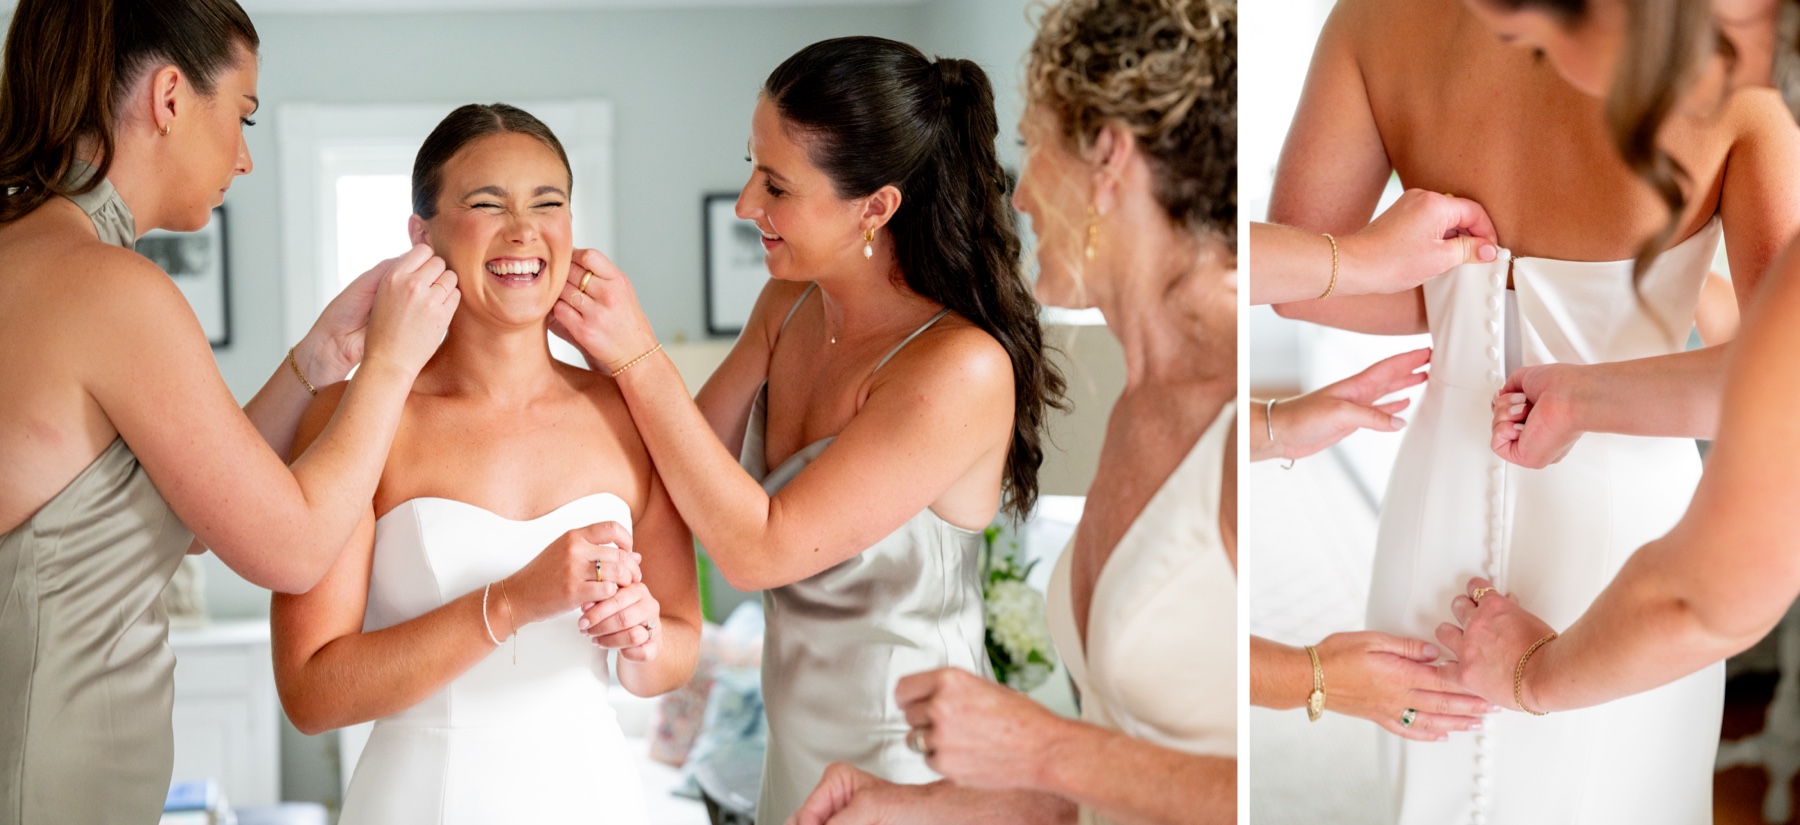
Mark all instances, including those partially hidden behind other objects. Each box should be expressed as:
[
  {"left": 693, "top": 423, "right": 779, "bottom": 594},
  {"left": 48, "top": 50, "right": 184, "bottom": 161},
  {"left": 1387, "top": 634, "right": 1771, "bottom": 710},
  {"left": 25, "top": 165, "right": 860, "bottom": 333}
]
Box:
[{"left": 169, "top": 621, "right": 281, "bottom": 807}]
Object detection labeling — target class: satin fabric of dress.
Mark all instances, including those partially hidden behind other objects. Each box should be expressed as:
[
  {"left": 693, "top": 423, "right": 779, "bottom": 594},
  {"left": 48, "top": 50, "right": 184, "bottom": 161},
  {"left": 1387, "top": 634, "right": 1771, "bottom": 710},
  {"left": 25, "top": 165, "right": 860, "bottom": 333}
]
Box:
[
  {"left": 1045, "top": 402, "right": 1238, "bottom": 825},
  {"left": 1370, "top": 218, "right": 1725, "bottom": 825},
  {"left": 338, "top": 494, "right": 648, "bottom": 825}
]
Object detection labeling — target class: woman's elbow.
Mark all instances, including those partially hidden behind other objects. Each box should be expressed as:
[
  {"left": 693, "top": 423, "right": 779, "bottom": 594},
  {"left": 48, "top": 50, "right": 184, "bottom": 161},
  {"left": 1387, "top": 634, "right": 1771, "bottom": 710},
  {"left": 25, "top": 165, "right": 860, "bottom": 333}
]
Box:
[{"left": 277, "top": 688, "right": 339, "bottom": 737}]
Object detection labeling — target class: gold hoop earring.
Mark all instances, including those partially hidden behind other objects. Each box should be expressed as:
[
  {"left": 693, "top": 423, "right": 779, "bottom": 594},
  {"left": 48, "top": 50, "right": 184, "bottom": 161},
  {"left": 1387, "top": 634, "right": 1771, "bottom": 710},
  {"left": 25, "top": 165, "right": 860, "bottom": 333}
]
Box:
[
  {"left": 1084, "top": 205, "right": 1100, "bottom": 261},
  {"left": 863, "top": 229, "right": 874, "bottom": 260}
]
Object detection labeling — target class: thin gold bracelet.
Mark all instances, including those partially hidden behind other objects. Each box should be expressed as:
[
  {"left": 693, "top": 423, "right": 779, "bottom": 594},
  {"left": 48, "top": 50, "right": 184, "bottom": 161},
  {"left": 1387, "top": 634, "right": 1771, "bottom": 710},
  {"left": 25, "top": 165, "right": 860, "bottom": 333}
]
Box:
[
  {"left": 286, "top": 347, "right": 318, "bottom": 396},
  {"left": 1318, "top": 233, "right": 1340, "bottom": 300},
  {"left": 1514, "top": 631, "right": 1558, "bottom": 716},
  {"left": 610, "top": 342, "right": 663, "bottom": 378}
]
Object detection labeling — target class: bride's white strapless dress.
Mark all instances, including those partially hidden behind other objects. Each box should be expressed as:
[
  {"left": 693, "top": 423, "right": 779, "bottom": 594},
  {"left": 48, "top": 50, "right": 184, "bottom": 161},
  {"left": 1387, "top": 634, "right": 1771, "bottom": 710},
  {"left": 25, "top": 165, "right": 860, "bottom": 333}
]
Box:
[
  {"left": 338, "top": 494, "right": 649, "bottom": 825},
  {"left": 1371, "top": 217, "right": 1725, "bottom": 825}
]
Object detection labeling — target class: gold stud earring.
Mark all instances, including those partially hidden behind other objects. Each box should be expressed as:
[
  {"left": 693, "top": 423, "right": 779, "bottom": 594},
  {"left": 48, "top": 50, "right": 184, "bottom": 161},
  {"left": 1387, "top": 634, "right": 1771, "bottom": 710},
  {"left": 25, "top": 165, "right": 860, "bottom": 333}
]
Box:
[
  {"left": 863, "top": 229, "right": 874, "bottom": 260},
  {"left": 1085, "top": 205, "right": 1100, "bottom": 261},
  {"left": 160, "top": 124, "right": 170, "bottom": 137}
]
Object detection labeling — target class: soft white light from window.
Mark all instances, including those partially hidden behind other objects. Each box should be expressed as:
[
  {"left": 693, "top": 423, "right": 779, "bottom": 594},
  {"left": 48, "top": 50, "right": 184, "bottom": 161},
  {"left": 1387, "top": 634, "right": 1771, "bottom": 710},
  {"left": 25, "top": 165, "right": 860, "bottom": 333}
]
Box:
[{"left": 335, "top": 175, "right": 413, "bottom": 292}]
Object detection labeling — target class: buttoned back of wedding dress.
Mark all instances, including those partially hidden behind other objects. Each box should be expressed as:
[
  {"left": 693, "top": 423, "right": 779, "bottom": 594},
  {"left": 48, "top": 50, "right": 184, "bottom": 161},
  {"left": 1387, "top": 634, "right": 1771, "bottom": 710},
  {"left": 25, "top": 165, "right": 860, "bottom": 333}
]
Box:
[
  {"left": 1046, "top": 402, "right": 1238, "bottom": 825},
  {"left": 1371, "top": 218, "right": 1725, "bottom": 825},
  {"left": 337, "top": 494, "right": 648, "bottom": 825}
]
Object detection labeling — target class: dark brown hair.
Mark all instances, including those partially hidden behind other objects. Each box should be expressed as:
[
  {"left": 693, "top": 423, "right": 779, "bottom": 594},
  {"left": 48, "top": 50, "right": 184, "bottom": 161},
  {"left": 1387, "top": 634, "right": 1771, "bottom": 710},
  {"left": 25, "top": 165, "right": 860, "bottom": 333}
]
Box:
[
  {"left": 0, "top": 0, "right": 260, "bottom": 223},
  {"left": 412, "top": 103, "right": 572, "bottom": 219},
  {"left": 1486, "top": 0, "right": 1713, "bottom": 274},
  {"left": 1026, "top": 0, "right": 1236, "bottom": 243},
  {"left": 764, "top": 36, "right": 1068, "bottom": 521}
]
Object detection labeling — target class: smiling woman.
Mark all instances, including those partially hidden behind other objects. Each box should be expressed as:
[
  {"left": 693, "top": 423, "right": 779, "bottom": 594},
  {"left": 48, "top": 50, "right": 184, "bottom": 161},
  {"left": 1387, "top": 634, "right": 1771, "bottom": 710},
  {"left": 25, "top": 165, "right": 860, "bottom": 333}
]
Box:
[{"left": 269, "top": 103, "right": 700, "bottom": 825}]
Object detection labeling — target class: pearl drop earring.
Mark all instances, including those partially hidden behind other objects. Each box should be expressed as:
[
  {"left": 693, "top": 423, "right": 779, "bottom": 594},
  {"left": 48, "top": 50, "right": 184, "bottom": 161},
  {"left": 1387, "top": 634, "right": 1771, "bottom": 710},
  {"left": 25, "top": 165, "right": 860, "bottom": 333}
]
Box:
[{"left": 863, "top": 229, "right": 874, "bottom": 260}]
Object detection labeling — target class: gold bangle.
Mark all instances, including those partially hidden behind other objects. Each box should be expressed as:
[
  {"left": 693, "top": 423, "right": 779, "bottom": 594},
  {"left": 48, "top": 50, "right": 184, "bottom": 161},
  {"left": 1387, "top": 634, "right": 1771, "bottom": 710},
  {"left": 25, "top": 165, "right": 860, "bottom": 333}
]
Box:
[
  {"left": 286, "top": 347, "right": 318, "bottom": 396},
  {"left": 1514, "top": 631, "right": 1558, "bottom": 716},
  {"left": 610, "top": 342, "right": 663, "bottom": 377},
  {"left": 498, "top": 579, "right": 518, "bottom": 665},
  {"left": 1318, "top": 233, "right": 1340, "bottom": 300},
  {"left": 1305, "top": 644, "right": 1326, "bottom": 722}
]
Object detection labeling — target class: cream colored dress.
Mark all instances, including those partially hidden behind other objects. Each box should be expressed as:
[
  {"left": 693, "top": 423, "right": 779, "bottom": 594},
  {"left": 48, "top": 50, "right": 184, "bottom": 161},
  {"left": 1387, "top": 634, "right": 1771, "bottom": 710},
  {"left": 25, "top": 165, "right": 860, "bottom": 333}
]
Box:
[
  {"left": 1046, "top": 402, "right": 1238, "bottom": 825},
  {"left": 0, "top": 167, "right": 196, "bottom": 824},
  {"left": 746, "top": 284, "right": 992, "bottom": 824}
]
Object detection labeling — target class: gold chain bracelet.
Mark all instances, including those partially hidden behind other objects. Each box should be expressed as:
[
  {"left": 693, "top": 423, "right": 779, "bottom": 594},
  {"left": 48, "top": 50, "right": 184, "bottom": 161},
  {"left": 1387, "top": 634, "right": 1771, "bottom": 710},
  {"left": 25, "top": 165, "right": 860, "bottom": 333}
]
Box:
[
  {"left": 1318, "top": 233, "right": 1340, "bottom": 300},
  {"left": 610, "top": 342, "right": 663, "bottom": 378},
  {"left": 1514, "top": 631, "right": 1558, "bottom": 716},
  {"left": 286, "top": 347, "right": 318, "bottom": 396}
]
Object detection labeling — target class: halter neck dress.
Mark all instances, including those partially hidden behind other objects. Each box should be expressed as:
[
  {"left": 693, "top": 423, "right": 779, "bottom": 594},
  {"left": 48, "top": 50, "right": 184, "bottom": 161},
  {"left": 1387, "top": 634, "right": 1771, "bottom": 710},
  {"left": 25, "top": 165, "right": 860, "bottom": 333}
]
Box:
[{"left": 0, "top": 164, "right": 196, "bottom": 824}]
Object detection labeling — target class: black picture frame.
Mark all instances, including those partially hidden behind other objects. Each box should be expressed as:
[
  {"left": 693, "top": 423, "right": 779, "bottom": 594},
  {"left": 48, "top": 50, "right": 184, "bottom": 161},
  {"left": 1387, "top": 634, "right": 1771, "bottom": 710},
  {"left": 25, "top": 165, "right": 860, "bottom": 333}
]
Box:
[
  {"left": 703, "top": 192, "right": 767, "bottom": 337},
  {"left": 139, "top": 206, "right": 231, "bottom": 348}
]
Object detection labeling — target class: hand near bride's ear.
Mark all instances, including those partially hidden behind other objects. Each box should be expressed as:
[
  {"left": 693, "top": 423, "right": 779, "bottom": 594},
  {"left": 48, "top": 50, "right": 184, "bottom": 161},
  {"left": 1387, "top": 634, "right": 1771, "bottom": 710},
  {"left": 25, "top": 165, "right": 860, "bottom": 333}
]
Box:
[
  {"left": 1255, "top": 348, "right": 1430, "bottom": 463},
  {"left": 1491, "top": 364, "right": 1583, "bottom": 469},
  {"left": 554, "top": 248, "right": 659, "bottom": 374}
]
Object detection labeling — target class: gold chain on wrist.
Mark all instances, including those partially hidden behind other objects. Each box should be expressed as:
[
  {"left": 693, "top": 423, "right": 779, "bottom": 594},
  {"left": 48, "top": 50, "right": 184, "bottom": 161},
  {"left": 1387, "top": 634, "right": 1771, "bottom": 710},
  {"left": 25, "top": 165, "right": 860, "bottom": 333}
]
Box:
[
  {"left": 1305, "top": 644, "right": 1326, "bottom": 722},
  {"left": 1318, "top": 233, "right": 1340, "bottom": 300},
  {"left": 610, "top": 342, "right": 663, "bottom": 378},
  {"left": 1514, "top": 631, "right": 1558, "bottom": 716},
  {"left": 286, "top": 347, "right": 318, "bottom": 396}
]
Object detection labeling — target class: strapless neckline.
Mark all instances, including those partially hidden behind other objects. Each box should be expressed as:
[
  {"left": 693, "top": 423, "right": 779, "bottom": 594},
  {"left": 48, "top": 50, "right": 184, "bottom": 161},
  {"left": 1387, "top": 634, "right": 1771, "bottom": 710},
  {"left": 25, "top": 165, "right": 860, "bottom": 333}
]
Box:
[{"left": 375, "top": 492, "right": 627, "bottom": 526}]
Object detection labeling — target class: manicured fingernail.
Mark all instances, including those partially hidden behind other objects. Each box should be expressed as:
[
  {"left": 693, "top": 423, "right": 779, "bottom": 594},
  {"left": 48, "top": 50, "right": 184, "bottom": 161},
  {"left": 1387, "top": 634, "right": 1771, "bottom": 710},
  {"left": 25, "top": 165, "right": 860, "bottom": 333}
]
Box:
[
  {"left": 1422, "top": 643, "right": 1439, "bottom": 659},
  {"left": 1469, "top": 721, "right": 1483, "bottom": 731},
  {"left": 1391, "top": 416, "right": 1406, "bottom": 428},
  {"left": 1490, "top": 705, "right": 1504, "bottom": 713},
  {"left": 1508, "top": 404, "right": 1525, "bottom": 416},
  {"left": 578, "top": 618, "right": 590, "bottom": 630},
  {"left": 1513, "top": 423, "right": 1525, "bottom": 431},
  {"left": 1478, "top": 244, "right": 1496, "bottom": 261}
]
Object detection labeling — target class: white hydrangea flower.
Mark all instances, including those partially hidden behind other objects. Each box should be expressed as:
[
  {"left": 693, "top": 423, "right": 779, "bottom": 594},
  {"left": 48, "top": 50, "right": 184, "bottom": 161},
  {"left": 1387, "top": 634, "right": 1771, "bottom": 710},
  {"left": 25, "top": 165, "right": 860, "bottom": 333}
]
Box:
[{"left": 984, "top": 579, "right": 1057, "bottom": 692}]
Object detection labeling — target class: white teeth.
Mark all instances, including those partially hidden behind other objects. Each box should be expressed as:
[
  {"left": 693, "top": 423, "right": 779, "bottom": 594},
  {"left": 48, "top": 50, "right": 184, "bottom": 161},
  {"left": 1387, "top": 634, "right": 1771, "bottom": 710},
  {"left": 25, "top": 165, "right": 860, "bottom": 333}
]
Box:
[{"left": 486, "top": 259, "right": 543, "bottom": 277}]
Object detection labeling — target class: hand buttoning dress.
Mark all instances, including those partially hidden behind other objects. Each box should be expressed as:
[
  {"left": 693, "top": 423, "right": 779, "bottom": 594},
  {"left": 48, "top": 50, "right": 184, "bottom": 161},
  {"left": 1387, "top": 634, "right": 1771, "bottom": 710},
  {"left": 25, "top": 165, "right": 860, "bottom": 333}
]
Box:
[{"left": 1370, "top": 218, "right": 1725, "bottom": 825}]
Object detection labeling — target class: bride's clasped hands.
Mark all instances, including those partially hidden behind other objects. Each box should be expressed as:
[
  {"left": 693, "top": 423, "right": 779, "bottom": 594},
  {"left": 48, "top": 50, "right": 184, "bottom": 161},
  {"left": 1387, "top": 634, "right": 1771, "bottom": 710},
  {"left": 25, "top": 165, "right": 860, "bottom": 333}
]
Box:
[{"left": 497, "top": 520, "right": 654, "bottom": 655}]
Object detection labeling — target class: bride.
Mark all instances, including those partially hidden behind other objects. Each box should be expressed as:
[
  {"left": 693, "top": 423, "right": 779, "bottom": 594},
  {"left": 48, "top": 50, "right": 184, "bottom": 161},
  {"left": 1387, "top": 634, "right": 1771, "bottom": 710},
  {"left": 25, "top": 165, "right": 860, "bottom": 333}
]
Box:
[
  {"left": 1268, "top": 0, "right": 1800, "bottom": 821},
  {"left": 269, "top": 103, "right": 700, "bottom": 824}
]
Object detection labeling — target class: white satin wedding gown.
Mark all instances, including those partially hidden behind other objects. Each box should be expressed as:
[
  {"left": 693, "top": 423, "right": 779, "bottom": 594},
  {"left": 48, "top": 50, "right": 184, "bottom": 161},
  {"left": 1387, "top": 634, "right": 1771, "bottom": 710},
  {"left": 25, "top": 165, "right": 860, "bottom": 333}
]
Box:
[
  {"left": 338, "top": 494, "right": 649, "bottom": 825},
  {"left": 1370, "top": 217, "right": 1725, "bottom": 825}
]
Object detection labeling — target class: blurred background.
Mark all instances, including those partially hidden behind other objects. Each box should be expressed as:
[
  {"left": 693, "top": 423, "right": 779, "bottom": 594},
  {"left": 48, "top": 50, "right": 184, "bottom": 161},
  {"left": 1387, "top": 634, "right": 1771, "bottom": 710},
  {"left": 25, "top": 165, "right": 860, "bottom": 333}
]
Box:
[{"left": 94, "top": 1, "right": 1133, "bottom": 822}]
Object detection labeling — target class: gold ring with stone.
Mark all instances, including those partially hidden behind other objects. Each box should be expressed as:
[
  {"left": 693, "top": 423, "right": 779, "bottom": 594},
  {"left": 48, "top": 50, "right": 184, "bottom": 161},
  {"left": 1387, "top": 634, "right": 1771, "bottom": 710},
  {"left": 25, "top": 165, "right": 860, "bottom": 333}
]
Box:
[
  {"left": 1471, "top": 587, "right": 1494, "bottom": 604},
  {"left": 1401, "top": 708, "right": 1418, "bottom": 727}
]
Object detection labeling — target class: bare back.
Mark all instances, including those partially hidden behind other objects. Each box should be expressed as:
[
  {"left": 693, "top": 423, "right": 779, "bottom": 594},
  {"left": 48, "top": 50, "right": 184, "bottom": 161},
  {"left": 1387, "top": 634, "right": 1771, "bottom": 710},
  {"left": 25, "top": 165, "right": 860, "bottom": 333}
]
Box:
[{"left": 1275, "top": 0, "right": 1799, "bottom": 284}]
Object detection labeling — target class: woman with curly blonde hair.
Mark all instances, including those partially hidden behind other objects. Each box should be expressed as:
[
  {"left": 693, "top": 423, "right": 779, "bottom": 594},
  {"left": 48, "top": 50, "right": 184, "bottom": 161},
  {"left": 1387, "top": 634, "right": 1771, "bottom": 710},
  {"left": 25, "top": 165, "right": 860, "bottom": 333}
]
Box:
[{"left": 787, "top": 2, "right": 1235, "bottom": 823}]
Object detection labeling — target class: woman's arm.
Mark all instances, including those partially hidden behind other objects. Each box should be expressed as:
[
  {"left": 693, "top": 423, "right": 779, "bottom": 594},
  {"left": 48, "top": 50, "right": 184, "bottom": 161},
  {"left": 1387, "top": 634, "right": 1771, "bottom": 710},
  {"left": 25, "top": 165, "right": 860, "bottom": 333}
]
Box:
[
  {"left": 1492, "top": 89, "right": 1800, "bottom": 467},
  {"left": 790, "top": 764, "right": 1075, "bottom": 825},
  {"left": 554, "top": 252, "right": 1014, "bottom": 592},
  {"left": 270, "top": 385, "right": 640, "bottom": 733},
  {"left": 91, "top": 244, "right": 456, "bottom": 593},
  {"left": 1251, "top": 192, "right": 1497, "bottom": 305},
  {"left": 1250, "top": 634, "right": 1490, "bottom": 740},
  {"left": 894, "top": 668, "right": 1231, "bottom": 825},
  {"left": 1443, "top": 232, "right": 1800, "bottom": 712},
  {"left": 1265, "top": 2, "right": 1426, "bottom": 334},
  {"left": 1249, "top": 347, "right": 1429, "bottom": 463}
]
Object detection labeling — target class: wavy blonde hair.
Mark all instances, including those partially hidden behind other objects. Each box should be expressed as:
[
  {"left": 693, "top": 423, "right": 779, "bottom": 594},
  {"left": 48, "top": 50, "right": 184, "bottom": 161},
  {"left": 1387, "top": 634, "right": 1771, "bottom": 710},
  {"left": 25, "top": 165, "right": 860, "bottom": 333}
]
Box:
[{"left": 1025, "top": 0, "right": 1235, "bottom": 244}]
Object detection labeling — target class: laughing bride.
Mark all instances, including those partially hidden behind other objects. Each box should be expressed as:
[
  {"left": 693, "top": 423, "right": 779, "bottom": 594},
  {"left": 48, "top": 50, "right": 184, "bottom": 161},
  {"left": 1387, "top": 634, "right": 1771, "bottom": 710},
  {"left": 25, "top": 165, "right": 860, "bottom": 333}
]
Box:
[{"left": 268, "top": 103, "right": 701, "bottom": 824}]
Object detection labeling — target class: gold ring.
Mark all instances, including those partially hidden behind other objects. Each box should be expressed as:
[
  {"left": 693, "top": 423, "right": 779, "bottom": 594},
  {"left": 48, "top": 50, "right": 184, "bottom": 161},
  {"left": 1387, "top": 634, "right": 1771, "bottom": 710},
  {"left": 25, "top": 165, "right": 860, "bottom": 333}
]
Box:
[
  {"left": 906, "top": 727, "right": 930, "bottom": 755},
  {"left": 432, "top": 282, "right": 450, "bottom": 294},
  {"left": 578, "top": 271, "right": 593, "bottom": 294},
  {"left": 1471, "top": 587, "right": 1494, "bottom": 604},
  {"left": 595, "top": 561, "right": 608, "bottom": 584}
]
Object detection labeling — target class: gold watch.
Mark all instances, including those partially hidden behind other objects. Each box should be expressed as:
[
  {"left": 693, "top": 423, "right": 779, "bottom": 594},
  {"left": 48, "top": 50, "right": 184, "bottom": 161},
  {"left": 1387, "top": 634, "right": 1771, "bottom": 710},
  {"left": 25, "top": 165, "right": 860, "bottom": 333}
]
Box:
[{"left": 1305, "top": 644, "right": 1326, "bottom": 722}]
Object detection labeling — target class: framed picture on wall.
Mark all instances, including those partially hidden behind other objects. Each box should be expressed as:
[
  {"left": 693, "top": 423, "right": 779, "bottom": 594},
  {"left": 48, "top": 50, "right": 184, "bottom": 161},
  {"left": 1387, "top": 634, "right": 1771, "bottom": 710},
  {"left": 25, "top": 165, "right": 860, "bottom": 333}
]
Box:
[
  {"left": 703, "top": 192, "right": 768, "bottom": 337},
  {"left": 139, "top": 206, "right": 230, "bottom": 348}
]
